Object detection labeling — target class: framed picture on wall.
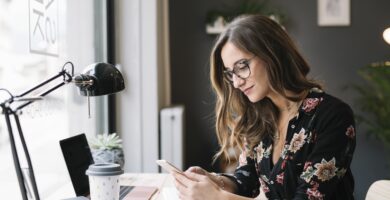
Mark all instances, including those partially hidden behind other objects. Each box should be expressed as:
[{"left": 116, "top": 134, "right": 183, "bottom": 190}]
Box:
[{"left": 318, "top": 0, "right": 350, "bottom": 26}]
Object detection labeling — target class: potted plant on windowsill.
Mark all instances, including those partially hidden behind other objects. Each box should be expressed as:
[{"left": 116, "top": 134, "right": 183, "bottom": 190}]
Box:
[{"left": 89, "top": 133, "right": 125, "bottom": 169}]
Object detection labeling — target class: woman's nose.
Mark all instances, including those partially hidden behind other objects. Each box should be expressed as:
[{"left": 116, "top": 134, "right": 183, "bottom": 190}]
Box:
[{"left": 232, "top": 74, "right": 245, "bottom": 88}]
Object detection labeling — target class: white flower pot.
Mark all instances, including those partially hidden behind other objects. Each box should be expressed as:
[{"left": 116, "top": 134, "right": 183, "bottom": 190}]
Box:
[{"left": 91, "top": 149, "right": 125, "bottom": 169}]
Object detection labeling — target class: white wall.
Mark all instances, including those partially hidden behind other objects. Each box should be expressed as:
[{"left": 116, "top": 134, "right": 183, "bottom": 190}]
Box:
[{"left": 116, "top": 0, "right": 170, "bottom": 172}]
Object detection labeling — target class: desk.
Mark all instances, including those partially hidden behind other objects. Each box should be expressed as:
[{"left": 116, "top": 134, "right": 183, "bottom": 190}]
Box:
[
  {"left": 120, "top": 173, "right": 267, "bottom": 200},
  {"left": 49, "top": 173, "right": 266, "bottom": 200},
  {"left": 120, "top": 173, "right": 173, "bottom": 200},
  {"left": 47, "top": 173, "right": 173, "bottom": 200}
]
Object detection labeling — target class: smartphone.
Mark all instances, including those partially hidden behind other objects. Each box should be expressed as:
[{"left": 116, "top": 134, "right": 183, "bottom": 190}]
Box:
[{"left": 156, "top": 160, "right": 183, "bottom": 174}]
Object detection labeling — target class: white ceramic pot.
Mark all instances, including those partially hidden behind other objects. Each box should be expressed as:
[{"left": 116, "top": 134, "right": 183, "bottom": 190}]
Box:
[{"left": 91, "top": 148, "right": 125, "bottom": 169}]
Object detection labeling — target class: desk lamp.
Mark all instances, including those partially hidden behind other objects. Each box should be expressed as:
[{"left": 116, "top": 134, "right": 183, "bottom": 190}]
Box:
[
  {"left": 383, "top": 27, "right": 390, "bottom": 45},
  {"left": 0, "top": 62, "right": 125, "bottom": 200}
]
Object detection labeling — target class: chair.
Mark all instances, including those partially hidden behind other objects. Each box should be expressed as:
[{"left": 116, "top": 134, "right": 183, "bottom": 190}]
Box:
[{"left": 365, "top": 180, "right": 390, "bottom": 200}]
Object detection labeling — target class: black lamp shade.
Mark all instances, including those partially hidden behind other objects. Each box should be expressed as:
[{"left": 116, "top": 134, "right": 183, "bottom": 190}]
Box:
[{"left": 75, "top": 63, "right": 125, "bottom": 96}]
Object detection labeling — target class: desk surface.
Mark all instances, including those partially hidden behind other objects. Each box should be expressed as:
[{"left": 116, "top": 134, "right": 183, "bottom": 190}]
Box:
[
  {"left": 120, "top": 173, "right": 173, "bottom": 200},
  {"left": 49, "top": 173, "right": 266, "bottom": 200},
  {"left": 120, "top": 173, "right": 267, "bottom": 200},
  {"left": 47, "top": 173, "right": 172, "bottom": 200}
]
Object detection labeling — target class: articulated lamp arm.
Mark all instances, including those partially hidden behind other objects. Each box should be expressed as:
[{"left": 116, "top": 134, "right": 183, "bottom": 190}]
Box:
[{"left": 0, "top": 61, "right": 124, "bottom": 200}]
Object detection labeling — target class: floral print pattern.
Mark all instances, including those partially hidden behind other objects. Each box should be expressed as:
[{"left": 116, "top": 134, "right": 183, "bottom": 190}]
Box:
[
  {"left": 288, "top": 128, "right": 307, "bottom": 153},
  {"left": 301, "top": 163, "right": 316, "bottom": 183},
  {"left": 280, "top": 144, "right": 290, "bottom": 159},
  {"left": 345, "top": 125, "right": 355, "bottom": 139},
  {"left": 238, "top": 150, "right": 248, "bottom": 167},
  {"left": 255, "top": 143, "right": 272, "bottom": 161},
  {"left": 225, "top": 89, "right": 356, "bottom": 200},
  {"left": 254, "top": 142, "right": 264, "bottom": 162},
  {"left": 259, "top": 178, "right": 270, "bottom": 193},
  {"left": 302, "top": 97, "right": 323, "bottom": 113},
  {"left": 263, "top": 145, "right": 272, "bottom": 159},
  {"left": 307, "top": 181, "right": 324, "bottom": 200},
  {"left": 238, "top": 137, "right": 253, "bottom": 167},
  {"left": 336, "top": 168, "right": 347, "bottom": 178},
  {"left": 314, "top": 158, "right": 337, "bottom": 182},
  {"left": 276, "top": 172, "right": 284, "bottom": 184}
]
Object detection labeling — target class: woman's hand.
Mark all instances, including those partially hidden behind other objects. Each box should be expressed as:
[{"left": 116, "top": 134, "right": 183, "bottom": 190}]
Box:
[
  {"left": 172, "top": 171, "right": 225, "bottom": 200},
  {"left": 185, "top": 166, "right": 220, "bottom": 185},
  {"left": 186, "top": 166, "right": 209, "bottom": 175}
]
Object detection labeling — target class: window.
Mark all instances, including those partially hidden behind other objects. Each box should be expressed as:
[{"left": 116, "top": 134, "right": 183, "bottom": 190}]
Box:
[{"left": 0, "top": 0, "right": 107, "bottom": 198}]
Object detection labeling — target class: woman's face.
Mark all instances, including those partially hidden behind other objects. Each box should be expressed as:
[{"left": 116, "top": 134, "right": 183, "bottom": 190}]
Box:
[{"left": 221, "top": 42, "right": 271, "bottom": 103}]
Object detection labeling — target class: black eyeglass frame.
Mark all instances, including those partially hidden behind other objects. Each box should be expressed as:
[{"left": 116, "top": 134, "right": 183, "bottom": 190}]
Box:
[{"left": 223, "top": 56, "right": 256, "bottom": 83}]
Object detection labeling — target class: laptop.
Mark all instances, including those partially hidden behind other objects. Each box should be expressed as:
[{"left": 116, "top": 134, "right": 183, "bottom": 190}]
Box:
[{"left": 59, "top": 134, "right": 134, "bottom": 200}]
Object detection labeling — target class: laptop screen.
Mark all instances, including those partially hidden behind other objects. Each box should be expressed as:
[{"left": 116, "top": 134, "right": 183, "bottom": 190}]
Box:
[{"left": 59, "top": 134, "right": 94, "bottom": 197}]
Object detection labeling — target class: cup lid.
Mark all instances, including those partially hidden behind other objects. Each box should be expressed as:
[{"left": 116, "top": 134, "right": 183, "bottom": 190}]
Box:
[{"left": 86, "top": 163, "right": 124, "bottom": 176}]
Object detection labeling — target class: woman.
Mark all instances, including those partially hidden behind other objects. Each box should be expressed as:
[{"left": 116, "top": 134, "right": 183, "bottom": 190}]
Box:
[{"left": 173, "top": 14, "right": 356, "bottom": 200}]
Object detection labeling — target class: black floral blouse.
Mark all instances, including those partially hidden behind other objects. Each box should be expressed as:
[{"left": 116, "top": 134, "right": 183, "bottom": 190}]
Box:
[{"left": 224, "top": 88, "right": 356, "bottom": 200}]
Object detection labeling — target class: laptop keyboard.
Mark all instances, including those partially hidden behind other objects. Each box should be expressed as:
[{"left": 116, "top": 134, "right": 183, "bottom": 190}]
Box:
[{"left": 120, "top": 186, "right": 135, "bottom": 200}]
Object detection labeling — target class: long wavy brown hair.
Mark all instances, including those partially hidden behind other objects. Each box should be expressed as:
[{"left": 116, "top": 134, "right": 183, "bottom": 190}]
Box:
[{"left": 210, "top": 15, "right": 322, "bottom": 162}]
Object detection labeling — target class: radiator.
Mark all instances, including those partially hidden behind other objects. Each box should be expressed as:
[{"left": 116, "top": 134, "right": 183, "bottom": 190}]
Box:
[{"left": 160, "top": 105, "right": 185, "bottom": 170}]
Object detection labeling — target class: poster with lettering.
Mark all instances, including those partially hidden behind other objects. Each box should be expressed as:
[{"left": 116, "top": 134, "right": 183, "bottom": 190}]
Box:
[{"left": 29, "top": 0, "right": 58, "bottom": 56}]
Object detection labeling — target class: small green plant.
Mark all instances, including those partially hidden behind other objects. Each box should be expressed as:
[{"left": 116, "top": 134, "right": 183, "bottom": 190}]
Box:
[
  {"left": 352, "top": 61, "right": 390, "bottom": 146},
  {"left": 206, "top": 0, "right": 286, "bottom": 26},
  {"left": 90, "top": 133, "right": 123, "bottom": 150}
]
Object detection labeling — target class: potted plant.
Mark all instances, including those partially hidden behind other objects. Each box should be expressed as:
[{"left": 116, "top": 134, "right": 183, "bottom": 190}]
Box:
[
  {"left": 351, "top": 61, "right": 390, "bottom": 147},
  {"left": 205, "top": 0, "right": 286, "bottom": 34},
  {"left": 89, "top": 133, "right": 125, "bottom": 169}
]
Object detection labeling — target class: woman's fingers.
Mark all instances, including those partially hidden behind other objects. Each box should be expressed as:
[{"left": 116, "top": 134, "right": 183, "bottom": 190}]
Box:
[
  {"left": 173, "top": 171, "right": 222, "bottom": 200},
  {"left": 174, "top": 177, "right": 187, "bottom": 192},
  {"left": 172, "top": 171, "right": 196, "bottom": 199},
  {"left": 184, "top": 171, "right": 207, "bottom": 182},
  {"left": 173, "top": 173, "right": 186, "bottom": 188},
  {"left": 185, "top": 166, "right": 197, "bottom": 173},
  {"left": 172, "top": 171, "right": 196, "bottom": 186},
  {"left": 186, "top": 166, "right": 205, "bottom": 175}
]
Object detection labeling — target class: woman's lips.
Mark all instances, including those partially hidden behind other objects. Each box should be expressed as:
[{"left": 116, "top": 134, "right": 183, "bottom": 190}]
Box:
[{"left": 243, "top": 86, "right": 254, "bottom": 95}]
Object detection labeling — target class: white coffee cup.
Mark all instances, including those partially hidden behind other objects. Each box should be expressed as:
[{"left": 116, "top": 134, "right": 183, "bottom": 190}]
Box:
[{"left": 86, "top": 163, "right": 124, "bottom": 200}]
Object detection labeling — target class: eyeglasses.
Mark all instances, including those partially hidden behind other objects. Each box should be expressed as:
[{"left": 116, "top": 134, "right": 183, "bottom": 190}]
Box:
[{"left": 223, "top": 56, "right": 255, "bottom": 82}]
